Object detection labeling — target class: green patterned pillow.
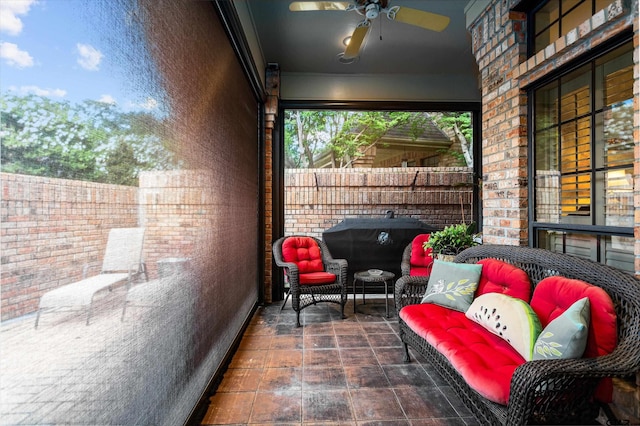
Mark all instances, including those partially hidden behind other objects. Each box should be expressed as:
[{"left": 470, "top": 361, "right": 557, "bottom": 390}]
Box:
[
  {"left": 466, "top": 293, "right": 542, "bottom": 361},
  {"left": 533, "top": 297, "right": 590, "bottom": 360},
  {"left": 421, "top": 260, "right": 482, "bottom": 312}
]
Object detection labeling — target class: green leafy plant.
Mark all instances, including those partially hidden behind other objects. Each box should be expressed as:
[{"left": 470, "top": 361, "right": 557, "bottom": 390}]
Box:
[{"left": 423, "top": 223, "right": 479, "bottom": 256}]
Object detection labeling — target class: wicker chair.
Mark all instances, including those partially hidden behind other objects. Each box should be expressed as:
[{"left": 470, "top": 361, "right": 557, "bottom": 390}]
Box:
[
  {"left": 400, "top": 233, "right": 433, "bottom": 277},
  {"left": 395, "top": 244, "right": 640, "bottom": 425},
  {"left": 273, "top": 236, "right": 348, "bottom": 327}
]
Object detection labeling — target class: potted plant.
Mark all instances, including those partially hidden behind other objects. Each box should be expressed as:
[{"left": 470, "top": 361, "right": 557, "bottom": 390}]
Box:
[{"left": 423, "top": 223, "right": 480, "bottom": 261}]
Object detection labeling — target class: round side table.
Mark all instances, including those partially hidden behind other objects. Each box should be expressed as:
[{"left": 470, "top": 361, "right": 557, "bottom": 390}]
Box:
[{"left": 353, "top": 270, "right": 395, "bottom": 318}]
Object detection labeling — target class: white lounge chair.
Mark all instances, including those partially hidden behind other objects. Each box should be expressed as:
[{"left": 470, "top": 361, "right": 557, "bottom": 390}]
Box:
[{"left": 35, "top": 227, "right": 147, "bottom": 327}]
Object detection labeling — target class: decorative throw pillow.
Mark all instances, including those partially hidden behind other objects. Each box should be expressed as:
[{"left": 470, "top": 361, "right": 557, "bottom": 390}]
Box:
[
  {"left": 421, "top": 260, "right": 482, "bottom": 312},
  {"left": 466, "top": 293, "right": 542, "bottom": 361},
  {"left": 533, "top": 297, "right": 590, "bottom": 360}
]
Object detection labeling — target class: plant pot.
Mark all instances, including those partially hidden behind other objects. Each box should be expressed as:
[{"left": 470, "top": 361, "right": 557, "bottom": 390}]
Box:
[{"left": 436, "top": 253, "right": 456, "bottom": 262}]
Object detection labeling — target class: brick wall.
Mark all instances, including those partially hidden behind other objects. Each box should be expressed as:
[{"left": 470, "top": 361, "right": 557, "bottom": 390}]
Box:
[
  {"left": 284, "top": 167, "right": 474, "bottom": 237},
  {"left": 1, "top": 173, "right": 139, "bottom": 320},
  {"left": 467, "top": 0, "right": 639, "bottom": 420},
  {"left": 138, "top": 170, "right": 217, "bottom": 280},
  {"left": 0, "top": 171, "right": 219, "bottom": 321},
  {"left": 1, "top": 168, "right": 470, "bottom": 321}
]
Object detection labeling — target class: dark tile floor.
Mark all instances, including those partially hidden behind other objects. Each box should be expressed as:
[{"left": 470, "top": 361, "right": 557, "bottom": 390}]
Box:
[{"left": 201, "top": 295, "right": 480, "bottom": 425}]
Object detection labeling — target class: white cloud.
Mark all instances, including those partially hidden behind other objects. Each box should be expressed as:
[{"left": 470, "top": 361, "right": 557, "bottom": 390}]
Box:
[
  {"left": 76, "top": 43, "right": 102, "bottom": 71},
  {"left": 0, "top": 0, "right": 36, "bottom": 36},
  {"left": 9, "top": 85, "right": 66, "bottom": 98},
  {"left": 0, "top": 41, "right": 33, "bottom": 68},
  {"left": 128, "top": 97, "right": 158, "bottom": 111},
  {"left": 99, "top": 94, "right": 116, "bottom": 104}
]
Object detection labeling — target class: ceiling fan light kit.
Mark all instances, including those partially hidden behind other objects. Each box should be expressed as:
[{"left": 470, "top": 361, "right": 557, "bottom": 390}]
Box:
[{"left": 289, "top": 0, "right": 450, "bottom": 62}]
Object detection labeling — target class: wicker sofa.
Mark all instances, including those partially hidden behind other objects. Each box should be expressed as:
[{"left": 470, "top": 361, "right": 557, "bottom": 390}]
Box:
[{"left": 395, "top": 244, "right": 640, "bottom": 425}]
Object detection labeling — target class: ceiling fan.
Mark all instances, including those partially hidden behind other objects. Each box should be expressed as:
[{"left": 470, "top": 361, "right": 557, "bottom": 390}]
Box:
[{"left": 289, "top": 1, "right": 450, "bottom": 60}]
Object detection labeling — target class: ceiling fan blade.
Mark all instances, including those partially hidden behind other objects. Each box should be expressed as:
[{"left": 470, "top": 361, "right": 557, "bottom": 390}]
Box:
[
  {"left": 289, "top": 1, "right": 351, "bottom": 12},
  {"left": 390, "top": 7, "right": 450, "bottom": 32},
  {"left": 343, "top": 21, "right": 370, "bottom": 59}
]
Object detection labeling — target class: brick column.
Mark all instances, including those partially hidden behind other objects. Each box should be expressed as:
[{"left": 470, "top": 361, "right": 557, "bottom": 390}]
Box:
[
  {"left": 468, "top": 4, "right": 529, "bottom": 245},
  {"left": 263, "top": 65, "right": 280, "bottom": 303}
]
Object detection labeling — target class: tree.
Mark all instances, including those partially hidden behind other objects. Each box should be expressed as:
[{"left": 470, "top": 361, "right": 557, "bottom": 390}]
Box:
[
  {"left": 430, "top": 112, "right": 473, "bottom": 167},
  {"left": 284, "top": 110, "right": 432, "bottom": 168},
  {"left": 332, "top": 111, "right": 416, "bottom": 167},
  {"left": 1, "top": 94, "right": 101, "bottom": 180},
  {"left": 1, "top": 93, "right": 177, "bottom": 185},
  {"left": 104, "top": 140, "right": 140, "bottom": 186}
]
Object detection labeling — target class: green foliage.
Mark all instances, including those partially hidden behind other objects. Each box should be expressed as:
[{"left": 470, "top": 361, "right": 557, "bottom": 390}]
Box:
[
  {"left": 283, "top": 109, "right": 475, "bottom": 168},
  {"left": 284, "top": 110, "right": 437, "bottom": 168},
  {"left": 431, "top": 111, "right": 473, "bottom": 167},
  {"left": 1, "top": 93, "right": 177, "bottom": 185},
  {"left": 423, "top": 223, "right": 479, "bottom": 255},
  {"left": 104, "top": 140, "right": 140, "bottom": 186},
  {"left": 333, "top": 111, "right": 414, "bottom": 165}
]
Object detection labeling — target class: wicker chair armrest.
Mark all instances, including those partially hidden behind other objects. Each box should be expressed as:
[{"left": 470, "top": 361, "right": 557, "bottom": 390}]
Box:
[
  {"left": 394, "top": 275, "right": 430, "bottom": 313},
  {"left": 325, "top": 258, "right": 348, "bottom": 285},
  {"left": 274, "top": 259, "right": 299, "bottom": 275},
  {"left": 400, "top": 244, "right": 412, "bottom": 276},
  {"left": 324, "top": 258, "right": 347, "bottom": 273}
]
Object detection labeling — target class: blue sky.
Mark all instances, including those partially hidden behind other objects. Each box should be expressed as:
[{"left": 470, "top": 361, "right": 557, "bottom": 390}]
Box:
[{"left": 0, "top": 0, "right": 160, "bottom": 111}]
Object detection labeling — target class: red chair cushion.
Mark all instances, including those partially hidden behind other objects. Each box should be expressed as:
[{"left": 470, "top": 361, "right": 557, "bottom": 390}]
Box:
[
  {"left": 281, "top": 236, "right": 325, "bottom": 274},
  {"left": 300, "top": 271, "right": 337, "bottom": 286},
  {"left": 410, "top": 266, "right": 431, "bottom": 277},
  {"left": 400, "top": 303, "right": 524, "bottom": 405},
  {"left": 410, "top": 234, "right": 433, "bottom": 276},
  {"left": 476, "top": 258, "right": 531, "bottom": 302}
]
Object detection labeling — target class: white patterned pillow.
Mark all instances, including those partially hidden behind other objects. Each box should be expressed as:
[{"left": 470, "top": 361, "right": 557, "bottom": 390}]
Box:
[{"left": 466, "top": 293, "right": 542, "bottom": 361}]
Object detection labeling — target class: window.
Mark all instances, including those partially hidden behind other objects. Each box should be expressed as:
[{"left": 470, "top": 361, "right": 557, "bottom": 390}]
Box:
[
  {"left": 532, "top": 41, "right": 633, "bottom": 270},
  {"left": 532, "top": 0, "right": 612, "bottom": 55}
]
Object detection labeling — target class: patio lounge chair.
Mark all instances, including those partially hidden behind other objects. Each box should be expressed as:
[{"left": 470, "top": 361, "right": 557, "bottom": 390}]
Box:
[{"left": 35, "top": 227, "right": 147, "bottom": 328}]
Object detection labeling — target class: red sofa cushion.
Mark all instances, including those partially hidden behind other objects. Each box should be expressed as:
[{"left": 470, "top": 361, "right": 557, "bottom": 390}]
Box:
[
  {"left": 530, "top": 276, "right": 617, "bottom": 359},
  {"left": 530, "top": 276, "right": 618, "bottom": 402},
  {"left": 400, "top": 303, "right": 524, "bottom": 405},
  {"left": 476, "top": 258, "right": 531, "bottom": 301},
  {"left": 410, "top": 234, "right": 433, "bottom": 276},
  {"left": 281, "top": 236, "right": 325, "bottom": 273}
]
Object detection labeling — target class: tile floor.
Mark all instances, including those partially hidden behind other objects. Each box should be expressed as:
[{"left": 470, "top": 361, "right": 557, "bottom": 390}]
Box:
[{"left": 200, "top": 295, "right": 480, "bottom": 425}]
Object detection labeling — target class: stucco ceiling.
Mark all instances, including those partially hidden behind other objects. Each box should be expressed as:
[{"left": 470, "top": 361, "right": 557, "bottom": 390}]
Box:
[{"left": 239, "top": 0, "right": 486, "bottom": 102}]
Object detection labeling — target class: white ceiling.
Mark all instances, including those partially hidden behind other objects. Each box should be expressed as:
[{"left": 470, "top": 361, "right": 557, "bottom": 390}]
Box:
[{"left": 237, "top": 0, "right": 486, "bottom": 102}]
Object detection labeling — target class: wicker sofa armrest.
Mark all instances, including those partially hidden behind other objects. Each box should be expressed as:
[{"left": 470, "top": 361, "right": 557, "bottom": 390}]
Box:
[
  {"left": 394, "top": 275, "right": 430, "bottom": 313},
  {"left": 505, "top": 344, "right": 638, "bottom": 426}
]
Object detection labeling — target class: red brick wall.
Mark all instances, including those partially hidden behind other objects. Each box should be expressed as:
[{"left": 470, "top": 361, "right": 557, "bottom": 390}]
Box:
[
  {"left": 138, "top": 170, "right": 217, "bottom": 280},
  {"left": 0, "top": 170, "right": 219, "bottom": 321},
  {"left": 1, "top": 173, "right": 139, "bottom": 320},
  {"left": 284, "top": 167, "right": 474, "bottom": 237},
  {"left": 467, "top": 0, "right": 638, "bottom": 420}
]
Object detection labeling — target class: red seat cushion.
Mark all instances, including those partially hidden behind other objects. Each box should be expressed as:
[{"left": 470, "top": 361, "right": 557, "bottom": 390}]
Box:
[
  {"left": 400, "top": 303, "right": 524, "bottom": 405},
  {"left": 281, "top": 236, "right": 325, "bottom": 273},
  {"left": 476, "top": 258, "right": 531, "bottom": 302},
  {"left": 299, "top": 271, "right": 337, "bottom": 285},
  {"left": 410, "top": 234, "right": 433, "bottom": 276}
]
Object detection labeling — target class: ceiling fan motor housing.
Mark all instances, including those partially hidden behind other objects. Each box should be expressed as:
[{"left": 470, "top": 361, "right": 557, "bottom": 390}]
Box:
[{"left": 365, "top": 3, "right": 380, "bottom": 19}]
